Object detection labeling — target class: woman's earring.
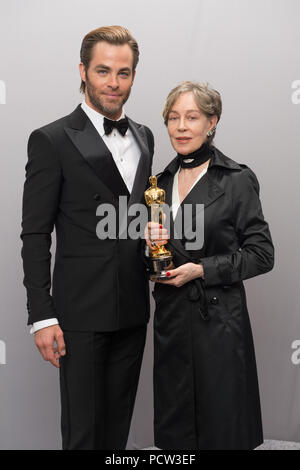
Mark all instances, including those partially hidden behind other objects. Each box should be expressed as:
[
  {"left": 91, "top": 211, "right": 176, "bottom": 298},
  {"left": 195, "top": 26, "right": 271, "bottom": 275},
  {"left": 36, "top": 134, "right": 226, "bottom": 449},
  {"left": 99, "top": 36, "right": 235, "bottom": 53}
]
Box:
[{"left": 207, "top": 126, "right": 216, "bottom": 137}]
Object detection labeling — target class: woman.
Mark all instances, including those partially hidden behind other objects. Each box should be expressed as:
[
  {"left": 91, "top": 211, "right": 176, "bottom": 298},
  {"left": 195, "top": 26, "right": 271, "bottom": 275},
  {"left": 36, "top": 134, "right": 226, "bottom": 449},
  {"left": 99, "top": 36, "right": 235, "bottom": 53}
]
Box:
[{"left": 146, "top": 81, "right": 274, "bottom": 450}]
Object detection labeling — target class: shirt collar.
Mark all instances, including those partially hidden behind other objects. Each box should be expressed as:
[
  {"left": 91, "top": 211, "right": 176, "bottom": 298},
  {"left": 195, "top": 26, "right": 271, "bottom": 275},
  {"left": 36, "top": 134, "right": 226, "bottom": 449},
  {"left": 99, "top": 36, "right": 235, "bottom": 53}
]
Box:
[{"left": 81, "top": 99, "right": 125, "bottom": 137}]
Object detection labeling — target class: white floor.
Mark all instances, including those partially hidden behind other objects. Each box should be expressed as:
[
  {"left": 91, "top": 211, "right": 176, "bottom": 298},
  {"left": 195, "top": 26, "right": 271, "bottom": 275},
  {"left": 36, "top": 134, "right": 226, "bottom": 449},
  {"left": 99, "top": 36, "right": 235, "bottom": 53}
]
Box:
[
  {"left": 143, "top": 440, "right": 300, "bottom": 450},
  {"left": 256, "top": 440, "right": 300, "bottom": 450}
]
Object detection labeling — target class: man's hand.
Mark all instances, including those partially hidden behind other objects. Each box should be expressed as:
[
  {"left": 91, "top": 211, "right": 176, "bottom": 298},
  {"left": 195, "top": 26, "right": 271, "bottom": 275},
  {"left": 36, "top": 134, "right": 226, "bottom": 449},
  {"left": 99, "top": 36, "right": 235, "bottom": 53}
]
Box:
[
  {"left": 155, "top": 262, "right": 204, "bottom": 287},
  {"left": 34, "top": 325, "right": 66, "bottom": 368}
]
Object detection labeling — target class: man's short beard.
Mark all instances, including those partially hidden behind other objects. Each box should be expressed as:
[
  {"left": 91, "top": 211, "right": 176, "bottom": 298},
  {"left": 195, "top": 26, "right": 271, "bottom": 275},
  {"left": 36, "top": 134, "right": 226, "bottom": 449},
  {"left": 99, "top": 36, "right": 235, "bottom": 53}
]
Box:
[{"left": 85, "top": 76, "right": 131, "bottom": 119}]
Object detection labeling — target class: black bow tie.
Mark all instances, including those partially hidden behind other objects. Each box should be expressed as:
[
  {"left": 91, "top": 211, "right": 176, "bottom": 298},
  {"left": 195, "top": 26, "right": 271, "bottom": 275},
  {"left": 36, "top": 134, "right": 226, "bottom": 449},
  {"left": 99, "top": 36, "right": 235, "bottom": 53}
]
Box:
[{"left": 103, "top": 116, "right": 129, "bottom": 136}]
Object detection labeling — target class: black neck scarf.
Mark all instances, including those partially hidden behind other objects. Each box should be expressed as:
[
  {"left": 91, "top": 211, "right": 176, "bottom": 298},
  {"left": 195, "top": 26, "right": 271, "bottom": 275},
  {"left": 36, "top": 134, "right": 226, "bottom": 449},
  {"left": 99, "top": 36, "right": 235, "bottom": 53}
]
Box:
[{"left": 177, "top": 142, "right": 212, "bottom": 169}]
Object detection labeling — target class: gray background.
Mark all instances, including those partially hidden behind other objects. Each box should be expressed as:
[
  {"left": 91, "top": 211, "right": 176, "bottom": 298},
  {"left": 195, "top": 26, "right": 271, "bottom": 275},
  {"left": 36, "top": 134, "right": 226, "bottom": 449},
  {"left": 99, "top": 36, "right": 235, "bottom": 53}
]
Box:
[{"left": 0, "top": 0, "right": 299, "bottom": 449}]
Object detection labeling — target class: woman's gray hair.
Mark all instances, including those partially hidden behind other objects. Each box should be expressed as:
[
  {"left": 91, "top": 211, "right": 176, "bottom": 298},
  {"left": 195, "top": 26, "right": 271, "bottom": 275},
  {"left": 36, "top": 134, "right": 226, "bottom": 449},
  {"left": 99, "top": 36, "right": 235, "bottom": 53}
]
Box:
[{"left": 162, "top": 81, "right": 222, "bottom": 145}]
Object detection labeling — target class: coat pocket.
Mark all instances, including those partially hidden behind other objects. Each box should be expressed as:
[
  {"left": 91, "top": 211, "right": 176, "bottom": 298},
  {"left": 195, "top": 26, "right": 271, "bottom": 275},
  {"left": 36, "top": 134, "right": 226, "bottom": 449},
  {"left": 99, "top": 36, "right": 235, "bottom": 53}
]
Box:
[
  {"left": 204, "top": 285, "right": 237, "bottom": 325},
  {"left": 213, "top": 283, "right": 244, "bottom": 324},
  {"left": 152, "top": 283, "right": 177, "bottom": 306}
]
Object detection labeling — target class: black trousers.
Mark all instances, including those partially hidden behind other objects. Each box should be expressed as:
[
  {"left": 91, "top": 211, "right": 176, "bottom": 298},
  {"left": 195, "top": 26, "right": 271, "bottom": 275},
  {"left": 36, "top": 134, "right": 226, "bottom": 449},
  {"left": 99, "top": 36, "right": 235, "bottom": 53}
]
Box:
[{"left": 59, "top": 324, "right": 147, "bottom": 450}]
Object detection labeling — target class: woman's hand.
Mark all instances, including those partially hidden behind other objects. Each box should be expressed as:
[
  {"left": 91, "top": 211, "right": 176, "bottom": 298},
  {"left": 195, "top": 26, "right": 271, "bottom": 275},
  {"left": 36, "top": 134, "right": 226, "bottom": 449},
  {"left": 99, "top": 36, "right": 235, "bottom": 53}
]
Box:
[
  {"left": 155, "top": 262, "right": 204, "bottom": 287},
  {"left": 144, "top": 221, "right": 169, "bottom": 251}
]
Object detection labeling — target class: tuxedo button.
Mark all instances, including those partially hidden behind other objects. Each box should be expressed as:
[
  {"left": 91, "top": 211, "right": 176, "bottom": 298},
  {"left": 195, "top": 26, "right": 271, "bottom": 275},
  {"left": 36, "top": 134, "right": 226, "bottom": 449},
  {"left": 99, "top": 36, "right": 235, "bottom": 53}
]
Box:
[
  {"left": 94, "top": 194, "right": 101, "bottom": 201},
  {"left": 209, "top": 296, "right": 219, "bottom": 305}
]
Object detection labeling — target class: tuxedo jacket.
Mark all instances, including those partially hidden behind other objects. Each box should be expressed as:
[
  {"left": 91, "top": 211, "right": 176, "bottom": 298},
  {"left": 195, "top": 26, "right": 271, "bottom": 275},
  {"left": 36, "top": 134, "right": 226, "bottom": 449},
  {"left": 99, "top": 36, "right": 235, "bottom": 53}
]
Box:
[{"left": 21, "top": 105, "right": 154, "bottom": 331}]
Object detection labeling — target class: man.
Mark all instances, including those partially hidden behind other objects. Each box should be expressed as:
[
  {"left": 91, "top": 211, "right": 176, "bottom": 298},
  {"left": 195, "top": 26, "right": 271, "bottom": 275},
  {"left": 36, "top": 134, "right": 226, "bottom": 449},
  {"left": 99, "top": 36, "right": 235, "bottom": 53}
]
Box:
[{"left": 21, "top": 26, "right": 154, "bottom": 450}]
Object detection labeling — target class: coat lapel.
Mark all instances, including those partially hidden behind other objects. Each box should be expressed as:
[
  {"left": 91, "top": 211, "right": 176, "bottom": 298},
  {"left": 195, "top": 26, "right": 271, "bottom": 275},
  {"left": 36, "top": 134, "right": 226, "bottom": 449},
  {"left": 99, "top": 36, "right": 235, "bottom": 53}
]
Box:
[
  {"left": 127, "top": 118, "right": 151, "bottom": 207},
  {"left": 179, "top": 172, "right": 225, "bottom": 214},
  {"left": 64, "top": 105, "right": 129, "bottom": 199},
  {"left": 158, "top": 146, "right": 242, "bottom": 261},
  {"left": 115, "top": 117, "right": 151, "bottom": 238},
  {"left": 157, "top": 168, "right": 191, "bottom": 262},
  {"left": 179, "top": 145, "right": 242, "bottom": 220}
]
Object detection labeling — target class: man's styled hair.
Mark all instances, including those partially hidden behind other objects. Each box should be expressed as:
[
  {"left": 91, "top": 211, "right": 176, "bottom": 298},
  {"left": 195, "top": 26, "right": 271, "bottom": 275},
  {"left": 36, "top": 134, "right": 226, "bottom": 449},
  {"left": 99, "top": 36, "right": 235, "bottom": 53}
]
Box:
[{"left": 80, "top": 25, "right": 139, "bottom": 94}]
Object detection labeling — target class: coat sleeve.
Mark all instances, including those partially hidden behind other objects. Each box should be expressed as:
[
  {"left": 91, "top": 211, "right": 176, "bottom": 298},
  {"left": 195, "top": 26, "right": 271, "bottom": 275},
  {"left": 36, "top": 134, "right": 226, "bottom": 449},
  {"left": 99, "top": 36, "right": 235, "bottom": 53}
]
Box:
[
  {"left": 199, "top": 167, "right": 274, "bottom": 287},
  {"left": 21, "top": 129, "right": 62, "bottom": 325}
]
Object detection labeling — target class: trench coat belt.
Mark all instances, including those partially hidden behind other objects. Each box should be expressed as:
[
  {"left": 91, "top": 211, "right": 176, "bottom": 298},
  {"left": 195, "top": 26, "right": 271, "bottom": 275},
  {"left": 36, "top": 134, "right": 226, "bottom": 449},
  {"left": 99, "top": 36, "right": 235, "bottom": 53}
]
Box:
[{"left": 188, "top": 277, "right": 210, "bottom": 322}]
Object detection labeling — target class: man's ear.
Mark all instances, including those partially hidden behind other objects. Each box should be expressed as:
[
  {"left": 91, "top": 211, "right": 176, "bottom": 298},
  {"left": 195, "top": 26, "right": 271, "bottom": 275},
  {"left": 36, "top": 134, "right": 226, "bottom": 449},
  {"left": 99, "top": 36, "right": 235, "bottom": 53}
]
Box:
[{"left": 79, "top": 63, "right": 86, "bottom": 83}]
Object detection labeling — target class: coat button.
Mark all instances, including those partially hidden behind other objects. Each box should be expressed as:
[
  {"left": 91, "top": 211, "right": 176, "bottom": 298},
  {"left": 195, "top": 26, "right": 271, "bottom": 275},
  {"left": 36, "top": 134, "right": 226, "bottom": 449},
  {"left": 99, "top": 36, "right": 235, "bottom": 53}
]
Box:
[
  {"left": 94, "top": 194, "right": 101, "bottom": 201},
  {"left": 209, "top": 296, "right": 219, "bottom": 305}
]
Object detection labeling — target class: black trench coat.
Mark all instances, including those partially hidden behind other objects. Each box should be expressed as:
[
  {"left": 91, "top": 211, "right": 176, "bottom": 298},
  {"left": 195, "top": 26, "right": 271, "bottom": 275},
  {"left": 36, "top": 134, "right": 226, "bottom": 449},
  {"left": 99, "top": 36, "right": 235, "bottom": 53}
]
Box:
[{"left": 153, "top": 146, "right": 274, "bottom": 450}]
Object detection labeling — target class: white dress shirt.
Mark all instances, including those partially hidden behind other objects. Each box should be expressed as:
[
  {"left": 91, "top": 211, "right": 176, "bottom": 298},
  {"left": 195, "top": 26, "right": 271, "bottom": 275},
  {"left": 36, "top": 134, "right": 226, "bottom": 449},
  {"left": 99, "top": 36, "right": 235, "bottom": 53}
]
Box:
[
  {"left": 30, "top": 100, "right": 141, "bottom": 334},
  {"left": 81, "top": 100, "right": 141, "bottom": 193}
]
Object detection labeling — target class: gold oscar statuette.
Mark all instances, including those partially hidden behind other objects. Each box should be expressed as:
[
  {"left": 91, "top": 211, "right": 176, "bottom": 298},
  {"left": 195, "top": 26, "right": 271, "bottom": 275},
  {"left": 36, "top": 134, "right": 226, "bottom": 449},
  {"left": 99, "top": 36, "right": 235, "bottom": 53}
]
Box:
[{"left": 144, "top": 176, "right": 173, "bottom": 280}]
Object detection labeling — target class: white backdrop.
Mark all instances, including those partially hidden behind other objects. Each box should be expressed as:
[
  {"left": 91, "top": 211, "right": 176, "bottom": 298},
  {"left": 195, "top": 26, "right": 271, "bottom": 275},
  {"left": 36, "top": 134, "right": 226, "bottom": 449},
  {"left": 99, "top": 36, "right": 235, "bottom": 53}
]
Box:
[{"left": 0, "top": 0, "right": 299, "bottom": 449}]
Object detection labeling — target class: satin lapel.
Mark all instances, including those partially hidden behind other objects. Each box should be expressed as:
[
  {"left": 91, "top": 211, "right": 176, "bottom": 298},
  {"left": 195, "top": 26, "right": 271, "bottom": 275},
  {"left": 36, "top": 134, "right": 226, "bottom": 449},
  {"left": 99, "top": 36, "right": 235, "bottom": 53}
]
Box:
[
  {"left": 168, "top": 170, "right": 225, "bottom": 261},
  {"left": 116, "top": 118, "right": 151, "bottom": 238},
  {"left": 65, "top": 115, "right": 129, "bottom": 199},
  {"left": 127, "top": 118, "right": 151, "bottom": 207},
  {"left": 180, "top": 171, "right": 225, "bottom": 212}
]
